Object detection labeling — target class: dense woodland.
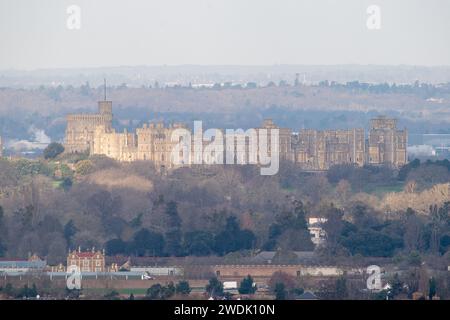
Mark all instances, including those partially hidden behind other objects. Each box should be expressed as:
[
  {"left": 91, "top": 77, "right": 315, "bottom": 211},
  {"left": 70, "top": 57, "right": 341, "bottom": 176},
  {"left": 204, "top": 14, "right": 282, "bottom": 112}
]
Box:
[{"left": 0, "top": 144, "right": 449, "bottom": 271}]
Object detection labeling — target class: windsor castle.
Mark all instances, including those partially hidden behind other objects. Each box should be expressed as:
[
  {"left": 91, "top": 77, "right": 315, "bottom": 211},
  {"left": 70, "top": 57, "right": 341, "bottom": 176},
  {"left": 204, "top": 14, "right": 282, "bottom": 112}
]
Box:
[{"left": 64, "top": 97, "right": 408, "bottom": 171}]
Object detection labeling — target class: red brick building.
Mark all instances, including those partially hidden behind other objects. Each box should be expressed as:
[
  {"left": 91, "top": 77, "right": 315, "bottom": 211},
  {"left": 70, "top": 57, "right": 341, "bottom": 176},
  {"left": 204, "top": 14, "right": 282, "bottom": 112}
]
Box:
[{"left": 67, "top": 248, "right": 105, "bottom": 272}]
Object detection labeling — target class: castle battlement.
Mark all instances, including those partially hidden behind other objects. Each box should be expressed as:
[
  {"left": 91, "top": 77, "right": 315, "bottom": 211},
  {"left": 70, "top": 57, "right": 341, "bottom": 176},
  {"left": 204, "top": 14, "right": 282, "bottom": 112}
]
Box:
[{"left": 64, "top": 96, "right": 407, "bottom": 170}]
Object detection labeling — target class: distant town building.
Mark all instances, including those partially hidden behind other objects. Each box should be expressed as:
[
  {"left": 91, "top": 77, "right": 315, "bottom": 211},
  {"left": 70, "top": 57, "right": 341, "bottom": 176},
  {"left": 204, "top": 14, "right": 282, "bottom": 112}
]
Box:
[
  {"left": 250, "top": 251, "right": 316, "bottom": 264},
  {"left": 50, "top": 263, "right": 66, "bottom": 272},
  {"left": 213, "top": 265, "right": 361, "bottom": 278},
  {"left": 130, "top": 266, "right": 184, "bottom": 276},
  {"left": 0, "top": 254, "right": 46, "bottom": 274},
  {"left": 67, "top": 247, "right": 105, "bottom": 273}
]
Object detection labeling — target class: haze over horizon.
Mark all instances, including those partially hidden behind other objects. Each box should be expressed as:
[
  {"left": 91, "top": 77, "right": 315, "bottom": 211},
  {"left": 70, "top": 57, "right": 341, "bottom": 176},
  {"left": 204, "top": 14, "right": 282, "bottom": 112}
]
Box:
[
  {"left": 3, "top": 63, "right": 450, "bottom": 73},
  {"left": 1, "top": 0, "right": 450, "bottom": 70}
]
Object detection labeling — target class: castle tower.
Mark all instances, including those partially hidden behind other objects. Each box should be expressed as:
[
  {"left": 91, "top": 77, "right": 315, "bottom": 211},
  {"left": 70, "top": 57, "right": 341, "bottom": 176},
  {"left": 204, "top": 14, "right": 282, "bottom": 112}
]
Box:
[
  {"left": 368, "top": 116, "right": 407, "bottom": 167},
  {"left": 64, "top": 79, "right": 113, "bottom": 153},
  {"left": 98, "top": 79, "right": 113, "bottom": 117},
  {"left": 98, "top": 101, "right": 112, "bottom": 116}
]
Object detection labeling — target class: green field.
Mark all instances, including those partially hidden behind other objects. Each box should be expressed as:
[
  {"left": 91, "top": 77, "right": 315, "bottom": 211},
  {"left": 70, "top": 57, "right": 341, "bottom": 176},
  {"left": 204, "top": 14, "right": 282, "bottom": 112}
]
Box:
[{"left": 363, "top": 182, "right": 404, "bottom": 197}]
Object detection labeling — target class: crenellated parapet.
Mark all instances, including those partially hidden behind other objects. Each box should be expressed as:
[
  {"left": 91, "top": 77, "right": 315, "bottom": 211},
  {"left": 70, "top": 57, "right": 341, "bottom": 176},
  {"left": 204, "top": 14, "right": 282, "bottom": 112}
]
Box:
[
  {"left": 64, "top": 96, "right": 407, "bottom": 171},
  {"left": 64, "top": 100, "right": 113, "bottom": 153}
]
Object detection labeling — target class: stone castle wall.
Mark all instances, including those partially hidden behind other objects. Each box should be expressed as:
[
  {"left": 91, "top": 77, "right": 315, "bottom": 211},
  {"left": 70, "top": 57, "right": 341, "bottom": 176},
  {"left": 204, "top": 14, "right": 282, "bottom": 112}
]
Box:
[
  {"left": 294, "top": 128, "right": 366, "bottom": 170},
  {"left": 64, "top": 100, "right": 407, "bottom": 170},
  {"left": 368, "top": 117, "right": 408, "bottom": 167}
]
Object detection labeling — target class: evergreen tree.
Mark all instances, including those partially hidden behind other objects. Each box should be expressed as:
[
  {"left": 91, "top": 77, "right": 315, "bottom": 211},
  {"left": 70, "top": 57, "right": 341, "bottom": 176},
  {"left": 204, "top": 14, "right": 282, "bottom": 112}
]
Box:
[
  {"left": 43, "top": 142, "right": 64, "bottom": 159},
  {"left": 63, "top": 220, "right": 78, "bottom": 247},
  {"left": 165, "top": 201, "right": 183, "bottom": 256},
  {"left": 176, "top": 281, "right": 191, "bottom": 295},
  {"left": 274, "top": 283, "right": 286, "bottom": 300},
  {"left": 428, "top": 277, "right": 437, "bottom": 300},
  {"left": 206, "top": 277, "right": 224, "bottom": 297},
  {"left": 238, "top": 275, "right": 256, "bottom": 294},
  {"left": 335, "top": 276, "right": 348, "bottom": 299}
]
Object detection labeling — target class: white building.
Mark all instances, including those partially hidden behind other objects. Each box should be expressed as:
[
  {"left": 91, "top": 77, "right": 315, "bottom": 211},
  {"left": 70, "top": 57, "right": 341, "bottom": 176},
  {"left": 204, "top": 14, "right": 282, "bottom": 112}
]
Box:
[
  {"left": 130, "top": 266, "right": 183, "bottom": 276},
  {"left": 308, "top": 217, "right": 328, "bottom": 247}
]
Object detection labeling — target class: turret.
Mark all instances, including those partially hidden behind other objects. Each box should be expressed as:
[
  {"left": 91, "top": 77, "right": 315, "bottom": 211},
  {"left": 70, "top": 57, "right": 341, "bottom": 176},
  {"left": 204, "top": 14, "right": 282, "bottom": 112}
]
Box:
[
  {"left": 98, "top": 100, "right": 112, "bottom": 115},
  {"left": 99, "top": 79, "right": 113, "bottom": 116}
]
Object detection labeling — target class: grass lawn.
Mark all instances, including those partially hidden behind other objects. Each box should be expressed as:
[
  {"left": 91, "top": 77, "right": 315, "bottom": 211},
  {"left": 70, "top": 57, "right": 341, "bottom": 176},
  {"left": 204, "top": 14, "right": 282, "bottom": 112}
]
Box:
[
  {"left": 83, "top": 287, "right": 148, "bottom": 296},
  {"left": 363, "top": 182, "right": 404, "bottom": 197}
]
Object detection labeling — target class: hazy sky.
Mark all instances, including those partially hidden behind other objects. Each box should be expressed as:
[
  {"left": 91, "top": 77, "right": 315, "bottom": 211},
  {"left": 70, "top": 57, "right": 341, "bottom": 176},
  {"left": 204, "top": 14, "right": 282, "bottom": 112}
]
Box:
[{"left": 1, "top": 0, "right": 449, "bottom": 70}]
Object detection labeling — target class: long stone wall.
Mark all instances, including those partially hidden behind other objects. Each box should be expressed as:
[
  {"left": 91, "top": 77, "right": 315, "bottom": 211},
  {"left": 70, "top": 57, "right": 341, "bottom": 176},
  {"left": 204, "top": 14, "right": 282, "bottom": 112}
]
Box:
[{"left": 65, "top": 99, "right": 407, "bottom": 170}]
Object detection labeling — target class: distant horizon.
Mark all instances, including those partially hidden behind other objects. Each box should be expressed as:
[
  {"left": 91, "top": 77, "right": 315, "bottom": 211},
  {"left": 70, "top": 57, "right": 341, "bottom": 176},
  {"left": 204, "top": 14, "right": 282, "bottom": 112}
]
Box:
[
  {"left": 2, "top": 63, "right": 450, "bottom": 73},
  {"left": 2, "top": 1, "right": 449, "bottom": 69},
  {"left": 2, "top": 63, "right": 450, "bottom": 88}
]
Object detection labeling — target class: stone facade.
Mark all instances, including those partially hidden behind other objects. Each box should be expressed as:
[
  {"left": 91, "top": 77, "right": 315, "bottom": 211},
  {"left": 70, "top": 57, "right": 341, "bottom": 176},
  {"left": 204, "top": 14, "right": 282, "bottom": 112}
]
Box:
[
  {"left": 64, "top": 98, "right": 407, "bottom": 170},
  {"left": 294, "top": 128, "right": 365, "bottom": 170},
  {"left": 368, "top": 116, "right": 408, "bottom": 167},
  {"left": 135, "top": 122, "right": 189, "bottom": 168},
  {"left": 92, "top": 126, "right": 138, "bottom": 162},
  {"left": 65, "top": 100, "right": 113, "bottom": 153},
  {"left": 258, "top": 119, "right": 293, "bottom": 162}
]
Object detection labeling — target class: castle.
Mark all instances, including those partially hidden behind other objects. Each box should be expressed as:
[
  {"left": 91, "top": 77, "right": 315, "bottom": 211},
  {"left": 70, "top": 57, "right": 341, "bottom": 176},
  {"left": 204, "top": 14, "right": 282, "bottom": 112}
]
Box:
[
  {"left": 65, "top": 95, "right": 407, "bottom": 171},
  {"left": 294, "top": 128, "right": 366, "bottom": 171},
  {"left": 65, "top": 99, "right": 113, "bottom": 154}
]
